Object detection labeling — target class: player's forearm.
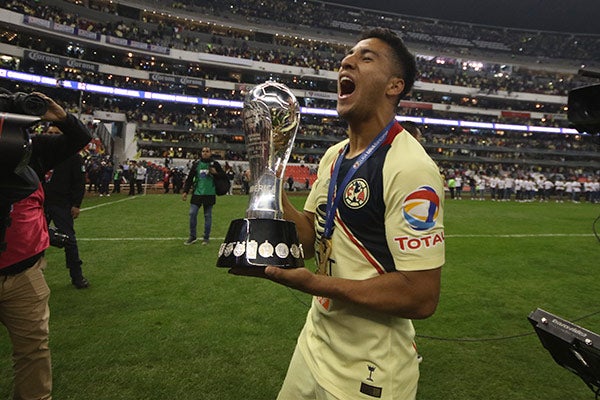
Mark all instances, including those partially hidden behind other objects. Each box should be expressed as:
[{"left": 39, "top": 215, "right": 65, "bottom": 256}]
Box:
[{"left": 309, "top": 269, "right": 441, "bottom": 318}]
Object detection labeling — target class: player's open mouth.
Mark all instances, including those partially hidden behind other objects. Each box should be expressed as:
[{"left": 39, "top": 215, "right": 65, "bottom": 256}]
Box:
[{"left": 339, "top": 76, "right": 355, "bottom": 99}]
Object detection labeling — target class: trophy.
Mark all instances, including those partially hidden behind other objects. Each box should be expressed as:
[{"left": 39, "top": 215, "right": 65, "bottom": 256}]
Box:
[{"left": 216, "top": 81, "right": 304, "bottom": 269}]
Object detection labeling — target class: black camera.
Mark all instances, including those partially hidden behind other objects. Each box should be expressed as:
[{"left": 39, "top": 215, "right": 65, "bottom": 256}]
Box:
[
  {"left": 0, "top": 92, "right": 48, "bottom": 116},
  {"left": 0, "top": 112, "right": 41, "bottom": 196},
  {"left": 49, "top": 226, "right": 69, "bottom": 248},
  {"left": 568, "top": 68, "right": 600, "bottom": 135}
]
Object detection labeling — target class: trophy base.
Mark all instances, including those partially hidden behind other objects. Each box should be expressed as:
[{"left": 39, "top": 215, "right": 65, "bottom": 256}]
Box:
[{"left": 216, "top": 218, "right": 304, "bottom": 268}]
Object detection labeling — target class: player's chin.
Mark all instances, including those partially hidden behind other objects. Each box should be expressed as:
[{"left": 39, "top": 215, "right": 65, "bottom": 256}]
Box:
[{"left": 336, "top": 104, "right": 349, "bottom": 119}]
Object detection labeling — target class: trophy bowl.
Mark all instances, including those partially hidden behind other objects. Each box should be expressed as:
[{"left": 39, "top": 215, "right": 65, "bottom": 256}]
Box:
[{"left": 217, "top": 81, "right": 304, "bottom": 268}]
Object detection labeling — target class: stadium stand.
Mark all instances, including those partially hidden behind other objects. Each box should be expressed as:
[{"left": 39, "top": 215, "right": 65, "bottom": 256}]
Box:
[{"left": 0, "top": 0, "right": 598, "bottom": 198}]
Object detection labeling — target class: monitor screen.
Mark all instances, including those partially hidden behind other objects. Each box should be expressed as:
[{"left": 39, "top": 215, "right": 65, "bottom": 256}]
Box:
[{"left": 528, "top": 308, "right": 600, "bottom": 393}]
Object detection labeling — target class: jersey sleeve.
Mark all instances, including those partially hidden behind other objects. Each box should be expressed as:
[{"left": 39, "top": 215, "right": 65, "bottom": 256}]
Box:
[{"left": 383, "top": 134, "right": 445, "bottom": 272}]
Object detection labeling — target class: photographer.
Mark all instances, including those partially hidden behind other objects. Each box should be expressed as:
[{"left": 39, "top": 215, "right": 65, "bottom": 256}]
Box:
[
  {"left": 43, "top": 125, "right": 90, "bottom": 289},
  {"left": 0, "top": 91, "right": 92, "bottom": 399}
]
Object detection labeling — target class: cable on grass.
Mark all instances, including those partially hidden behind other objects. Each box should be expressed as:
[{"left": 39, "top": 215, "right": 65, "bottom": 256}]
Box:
[{"left": 416, "top": 310, "right": 600, "bottom": 342}]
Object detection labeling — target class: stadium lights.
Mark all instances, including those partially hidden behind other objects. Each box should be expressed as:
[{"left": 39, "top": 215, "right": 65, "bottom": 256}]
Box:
[{"left": 0, "top": 68, "right": 583, "bottom": 135}]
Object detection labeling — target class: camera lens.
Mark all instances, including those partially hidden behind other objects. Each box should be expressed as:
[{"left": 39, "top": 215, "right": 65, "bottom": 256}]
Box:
[{"left": 13, "top": 93, "right": 48, "bottom": 116}]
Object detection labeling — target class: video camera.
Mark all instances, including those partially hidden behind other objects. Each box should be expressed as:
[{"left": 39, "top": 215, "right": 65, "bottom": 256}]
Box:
[
  {"left": 0, "top": 90, "right": 47, "bottom": 254},
  {"left": 0, "top": 92, "right": 49, "bottom": 117},
  {"left": 0, "top": 90, "right": 48, "bottom": 194},
  {"left": 568, "top": 68, "right": 600, "bottom": 135}
]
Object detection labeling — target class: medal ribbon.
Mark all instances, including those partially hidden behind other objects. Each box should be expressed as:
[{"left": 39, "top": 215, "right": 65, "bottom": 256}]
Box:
[{"left": 323, "top": 119, "right": 395, "bottom": 238}]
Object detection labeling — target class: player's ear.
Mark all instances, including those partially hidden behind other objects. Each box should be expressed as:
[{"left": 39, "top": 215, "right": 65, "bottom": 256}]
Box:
[{"left": 387, "top": 77, "right": 404, "bottom": 97}]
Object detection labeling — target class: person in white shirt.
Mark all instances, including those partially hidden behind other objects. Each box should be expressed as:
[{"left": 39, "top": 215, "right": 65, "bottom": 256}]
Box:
[
  {"left": 571, "top": 179, "right": 582, "bottom": 203},
  {"left": 554, "top": 179, "right": 564, "bottom": 202},
  {"left": 135, "top": 163, "right": 147, "bottom": 194},
  {"left": 564, "top": 180, "right": 574, "bottom": 202},
  {"left": 489, "top": 175, "right": 498, "bottom": 201},
  {"left": 504, "top": 176, "right": 514, "bottom": 201},
  {"left": 524, "top": 179, "right": 534, "bottom": 201},
  {"left": 455, "top": 175, "right": 463, "bottom": 199},
  {"left": 591, "top": 178, "right": 600, "bottom": 203},
  {"left": 514, "top": 178, "right": 523, "bottom": 201},
  {"left": 542, "top": 179, "right": 554, "bottom": 202},
  {"left": 497, "top": 177, "right": 505, "bottom": 201}
]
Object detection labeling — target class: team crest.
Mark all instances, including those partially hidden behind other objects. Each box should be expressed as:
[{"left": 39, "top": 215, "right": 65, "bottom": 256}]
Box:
[{"left": 343, "top": 178, "right": 369, "bottom": 209}]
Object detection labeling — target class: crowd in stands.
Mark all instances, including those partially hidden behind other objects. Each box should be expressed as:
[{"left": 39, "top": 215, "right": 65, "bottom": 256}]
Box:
[
  {"left": 108, "top": 0, "right": 600, "bottom": 63},
  {"left": 4, "top": 24, "right": 589, "bottom": 102},
  {"left": 1, "top": 0, "right": 598, "bottom": 192},
  {"left": 4, "top": 0, "right": 598, "bottom": 134},
  {"left": 3, "top": 0, "right": 598, "bottom": 95}
]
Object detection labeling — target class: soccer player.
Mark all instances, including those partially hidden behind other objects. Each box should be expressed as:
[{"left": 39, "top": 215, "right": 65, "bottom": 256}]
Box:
[{"left": 231, "top": 28, "right": 445, "bottom": 399}]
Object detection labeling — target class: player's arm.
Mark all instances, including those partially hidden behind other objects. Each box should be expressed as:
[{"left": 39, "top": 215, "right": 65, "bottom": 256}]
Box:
[{"left": 264, "top": 266, "right": 441, "bottom": 319}]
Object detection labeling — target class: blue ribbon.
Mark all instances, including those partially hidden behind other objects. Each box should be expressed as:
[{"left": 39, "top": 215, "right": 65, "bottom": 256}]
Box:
[{"left": 323, "top": 119, "right": 396, "bottom": 238}]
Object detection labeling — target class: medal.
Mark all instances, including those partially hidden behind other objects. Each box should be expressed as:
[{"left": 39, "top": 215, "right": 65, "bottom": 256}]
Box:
[{"left": 317, "top": 236, "right": 332, "bottom": 275}]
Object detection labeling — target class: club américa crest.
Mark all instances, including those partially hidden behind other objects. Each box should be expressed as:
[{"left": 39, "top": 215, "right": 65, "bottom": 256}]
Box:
[{"left": 343, "top": 178, "right": 369, "bottom": 209}]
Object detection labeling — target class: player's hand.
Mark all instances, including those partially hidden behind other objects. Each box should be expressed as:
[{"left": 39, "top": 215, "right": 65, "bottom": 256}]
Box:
[
  {"left": 229, "top": 266, "right": 317, "bottom": 293},
  {"left": 228, "top": 266, "right": 270, "bottom": 279},
  {"left": 264, "top": 266, "right": 316, "bottom": 291}
]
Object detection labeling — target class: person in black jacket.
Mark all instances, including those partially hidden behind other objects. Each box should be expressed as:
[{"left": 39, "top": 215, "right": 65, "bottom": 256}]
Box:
[
  {"left": 43, "top": 125, "right": 90, "bottom": 289},
  {"left": 0, "top": 91, "right": 92, "bottom": 400}
]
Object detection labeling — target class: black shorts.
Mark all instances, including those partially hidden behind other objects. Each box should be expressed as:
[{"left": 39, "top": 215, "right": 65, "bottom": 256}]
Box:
[{"left": 190, "top": 194, "right": 216, "bottom": 207}]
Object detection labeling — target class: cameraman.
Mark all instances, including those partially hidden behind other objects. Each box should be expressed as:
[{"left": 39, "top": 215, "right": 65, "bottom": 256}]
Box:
[{"left": 0, "top": 92, "right": 91, "bottom": 399}]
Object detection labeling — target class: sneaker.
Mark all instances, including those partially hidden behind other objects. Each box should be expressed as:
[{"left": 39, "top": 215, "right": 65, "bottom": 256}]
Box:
[
  {"left": 72, "top": 277, "right": 90, "bottom": 289},
  {"left": 201, "top": 239, "right": 209, "bottom": 245},
  {"left": 184, "top": 238, "right": 198, "bottom": 245}
]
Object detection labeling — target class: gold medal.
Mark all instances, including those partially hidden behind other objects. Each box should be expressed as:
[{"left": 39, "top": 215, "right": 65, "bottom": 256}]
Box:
[{"left": 317, "top": 237, "right": 332, "bottom": 275}]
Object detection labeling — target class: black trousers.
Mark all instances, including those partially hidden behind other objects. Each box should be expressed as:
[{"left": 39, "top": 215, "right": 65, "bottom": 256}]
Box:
[{"left": 45, "top": 204, "right": 84, "bottom": 280}]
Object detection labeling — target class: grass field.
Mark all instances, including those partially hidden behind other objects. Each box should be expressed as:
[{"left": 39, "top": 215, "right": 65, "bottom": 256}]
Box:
[{"left": 0, "top": 192, "right": 598, "bottom": 399}]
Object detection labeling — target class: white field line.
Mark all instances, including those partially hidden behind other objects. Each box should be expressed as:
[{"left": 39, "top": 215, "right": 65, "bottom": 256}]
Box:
[
  {"left": 78, "top": 198, "right": 595, "bottom": 241},
  {"left": 79, "top": 196, "right": 137, "bottom": 211},
  {"left": 77, "top": 233, "right": 595, "bottom": 241}
]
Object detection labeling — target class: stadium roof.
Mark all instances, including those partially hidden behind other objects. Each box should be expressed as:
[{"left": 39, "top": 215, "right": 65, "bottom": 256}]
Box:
[{"left": 324, "top": 0, "right": 600, "bottom": 35}]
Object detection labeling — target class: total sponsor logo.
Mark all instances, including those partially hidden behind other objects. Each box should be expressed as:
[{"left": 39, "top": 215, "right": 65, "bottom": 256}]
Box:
[
  {"left": 394, "top": 232, "right": 444, "bottom": 252},
  {"left": 402, "top": 185, "right": 440, "bottom": 231},
  {"left": 396, "top": 185, "right": 444, "bottom": 252}
]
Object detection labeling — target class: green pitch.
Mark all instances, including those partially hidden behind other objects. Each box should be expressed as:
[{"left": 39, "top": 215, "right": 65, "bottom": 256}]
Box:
[{"left": 0, "top": 193, "right": 598, "bottom": 399}]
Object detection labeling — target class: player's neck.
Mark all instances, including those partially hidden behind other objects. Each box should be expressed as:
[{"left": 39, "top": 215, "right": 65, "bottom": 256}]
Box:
[{"left": 346, "top": 114, "right": 394, "bottom": 158}]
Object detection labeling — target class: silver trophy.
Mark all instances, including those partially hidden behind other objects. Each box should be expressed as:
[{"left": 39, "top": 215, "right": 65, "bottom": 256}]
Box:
[{"left": 217, "top": 81, "right": 304, "bottom": 268}]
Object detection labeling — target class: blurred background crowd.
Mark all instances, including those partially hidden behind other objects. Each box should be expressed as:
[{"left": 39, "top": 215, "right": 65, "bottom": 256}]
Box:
[{"left": 1, "top": 0, "right": 598, "bottom": 201}]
